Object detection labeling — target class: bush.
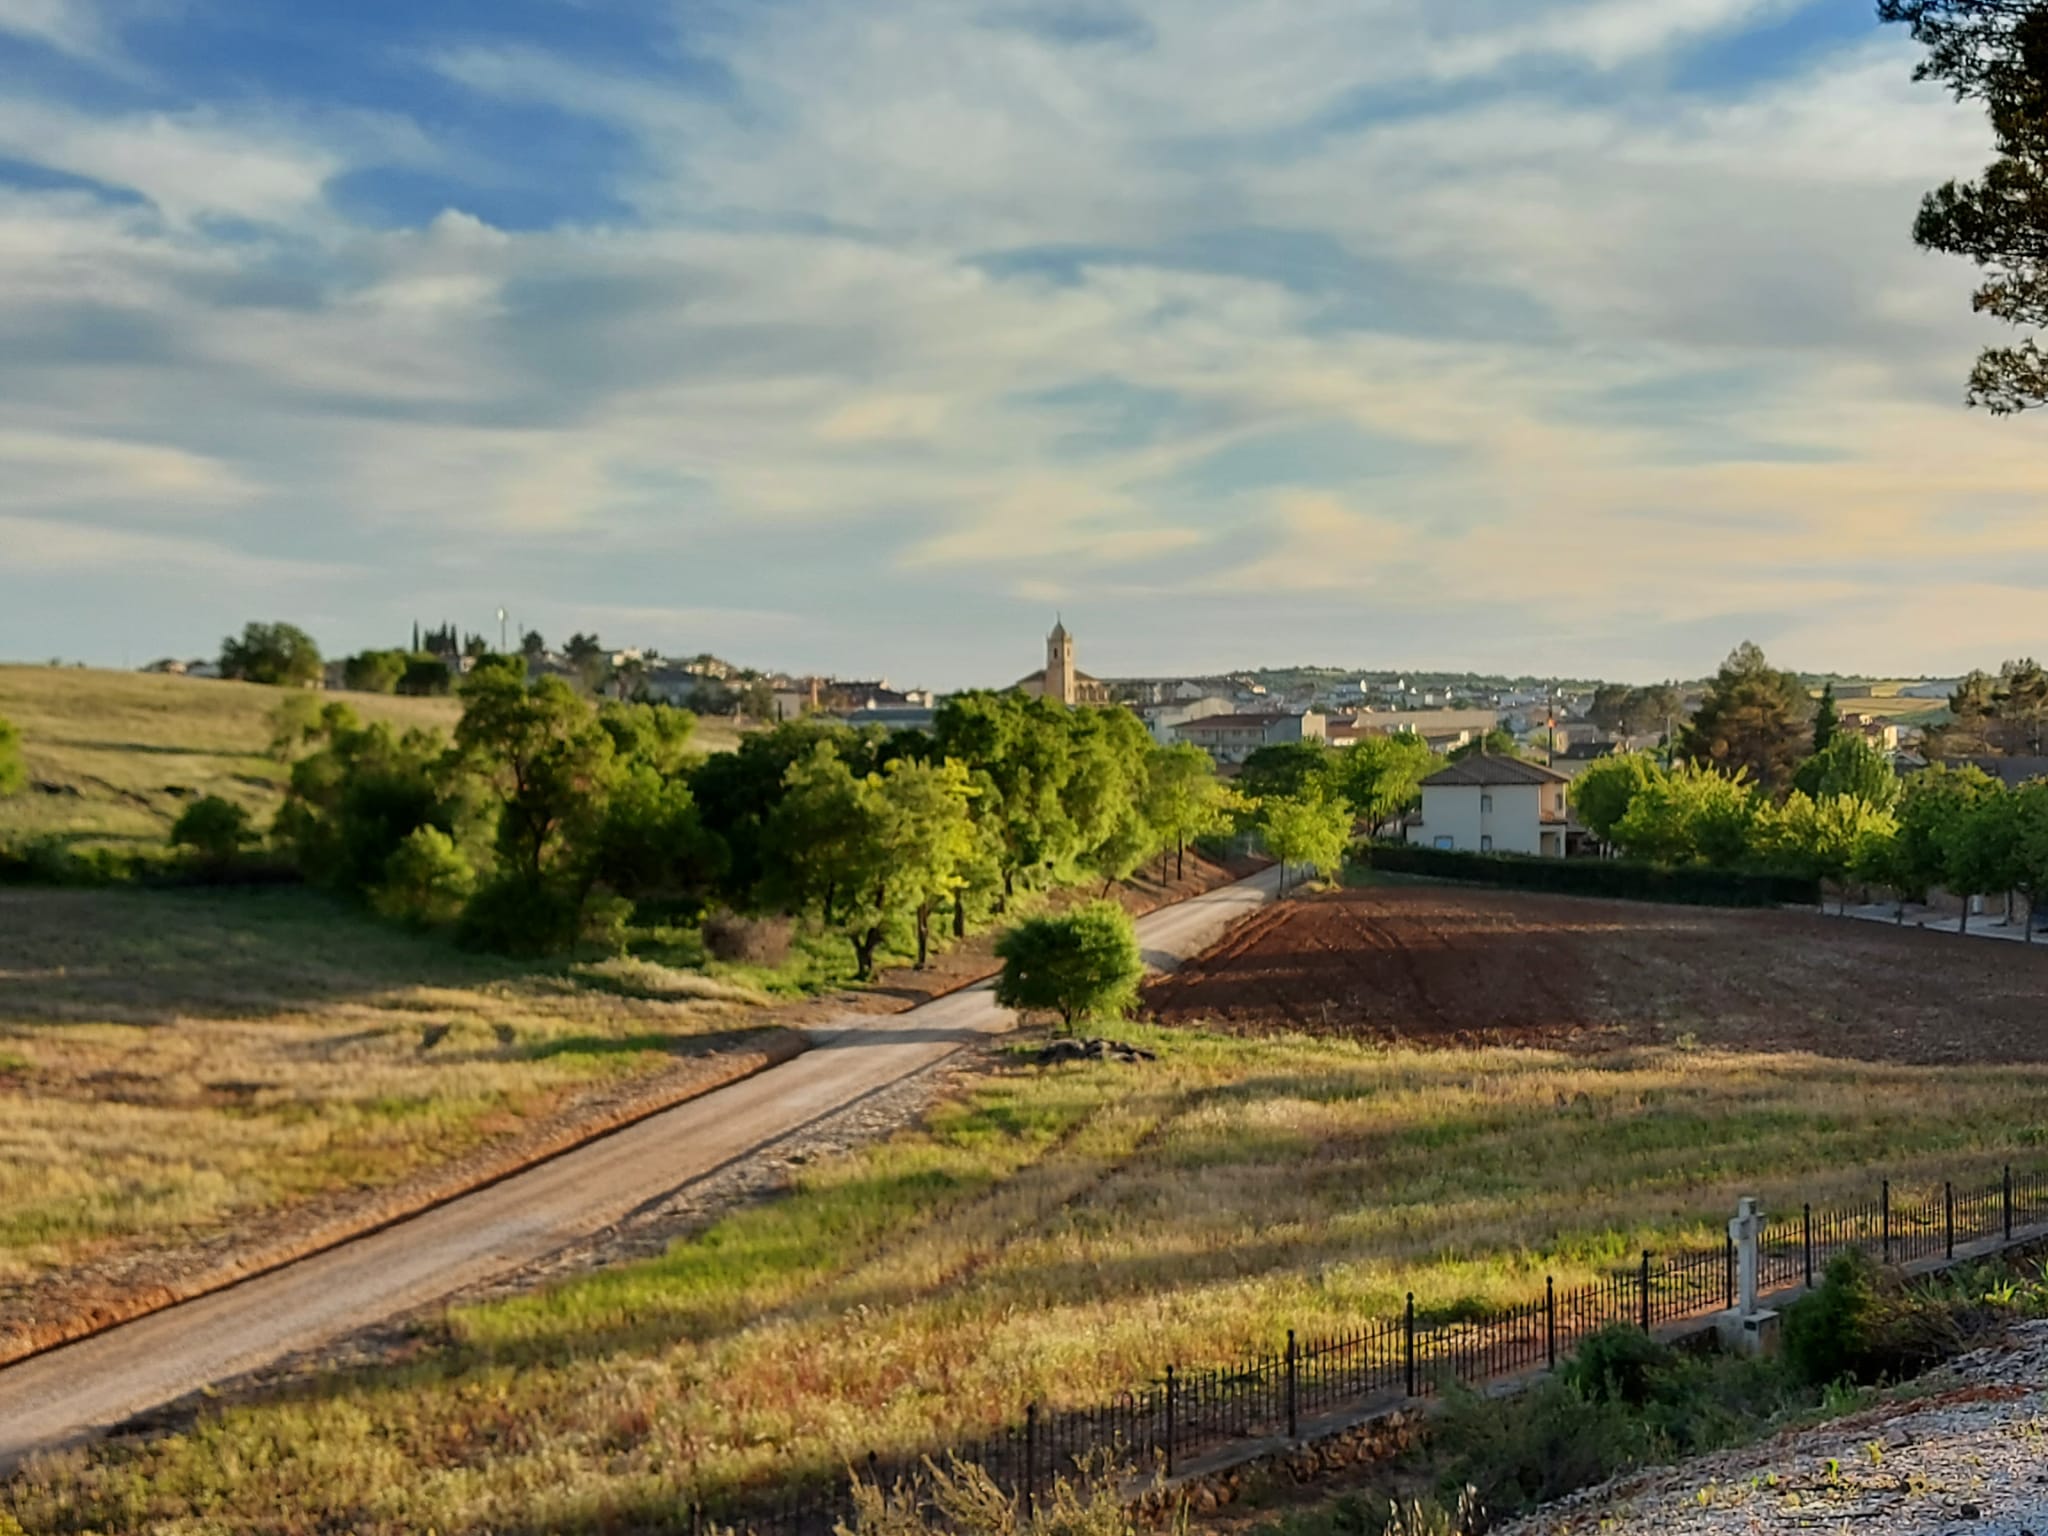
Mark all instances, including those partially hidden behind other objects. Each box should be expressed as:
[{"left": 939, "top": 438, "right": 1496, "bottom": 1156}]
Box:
[
  {"left": 1354, "top": 841, "right": 1817, "bottom": 907},
  {"left": 1781, "top": 1248, "right": 1967, "bottom": 1387},
  {"left": 1560, "top": 1324, "right": 1678, "bottom": 1408},
  {"left": 702, "top": 910, "right": 794, "bottom": 967},
  {"left": 370, "top": 826, "right": 477, "bottom": 928},
  {"left": 993, "top": 901, "right": 1144, "bottom": 1031},
  {"left": 1432, "top": 1376, "right": 1648, "bottom": 1515},
  {"left": 170, "top": 795, "right": 255, "bottom": 867},
  {"left": 456, "top": 877, "right": 585, "bottom": 958}
]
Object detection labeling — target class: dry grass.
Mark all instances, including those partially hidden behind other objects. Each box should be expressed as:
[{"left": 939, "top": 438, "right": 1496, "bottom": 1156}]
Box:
[
  {"left": 0, "top": 886, "right": 773, "bottom": 1312},
  {"left": 0, "top": 665, "right": 462, "bottom": 849},
  {"left": 0, "top": 664, "right": 745, "bottom": 852},
  {"left": 15, "top": 1015, "right": 2048, "bottom": 1535}
]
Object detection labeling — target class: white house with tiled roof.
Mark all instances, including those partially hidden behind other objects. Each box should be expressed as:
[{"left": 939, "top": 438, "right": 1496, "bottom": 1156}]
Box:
[{"left": 1408, "top": 754, "right": 1573, "bottom": 857}]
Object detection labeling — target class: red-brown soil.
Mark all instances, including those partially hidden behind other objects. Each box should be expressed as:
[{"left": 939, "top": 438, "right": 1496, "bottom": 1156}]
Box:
[{"left": 1143, "top": 882, "right": 2048, "bottom": 1064}]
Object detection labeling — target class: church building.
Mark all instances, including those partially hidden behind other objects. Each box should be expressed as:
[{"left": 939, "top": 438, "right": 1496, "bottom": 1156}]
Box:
[{"left": 1013, "top": 620, "right": 1113, "bottom": 706}]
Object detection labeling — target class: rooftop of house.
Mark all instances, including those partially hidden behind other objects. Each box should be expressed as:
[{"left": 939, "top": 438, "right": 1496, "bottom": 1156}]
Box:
[{"left": 1420, "top": 754, "right": 1573, "bottom": 788}]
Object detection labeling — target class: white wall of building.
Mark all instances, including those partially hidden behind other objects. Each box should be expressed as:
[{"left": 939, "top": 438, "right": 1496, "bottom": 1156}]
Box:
[{"left": 1411, "top": 783, "right": 1543, "bottom": 855}]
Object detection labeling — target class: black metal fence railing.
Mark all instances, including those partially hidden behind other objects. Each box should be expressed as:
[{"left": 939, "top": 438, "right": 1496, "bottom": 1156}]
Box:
[{"left": 688, "top": 1164, "right": 2048, "bottom": 1536}]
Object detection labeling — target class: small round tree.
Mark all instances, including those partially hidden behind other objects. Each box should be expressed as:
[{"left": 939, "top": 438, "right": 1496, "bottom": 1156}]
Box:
[
  {"left": 170, "top": 795, "right": 255, "bottom": 869},
  {"left": 993, "top": 901, "right": 1144, "bottom": 1033}
]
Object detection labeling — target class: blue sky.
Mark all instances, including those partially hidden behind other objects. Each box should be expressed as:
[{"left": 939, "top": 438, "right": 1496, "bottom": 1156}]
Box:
[{"left": 0, "top": 0, "right": 2033, "bottom": 686}]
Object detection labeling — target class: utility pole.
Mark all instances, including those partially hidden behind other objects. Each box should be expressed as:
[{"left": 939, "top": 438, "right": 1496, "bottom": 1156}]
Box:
[{"left": 497, "top": 608, "right": 508, "bottom": 655}]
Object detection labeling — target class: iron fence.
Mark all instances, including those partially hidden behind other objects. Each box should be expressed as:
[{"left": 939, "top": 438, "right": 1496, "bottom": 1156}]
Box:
[{"left": 690, "top": 1163, "right": 2048, "bottom": 1536}]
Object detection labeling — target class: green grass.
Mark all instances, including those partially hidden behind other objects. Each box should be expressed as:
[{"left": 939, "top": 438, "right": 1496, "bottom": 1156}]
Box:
[
  {"left": 0, "top": 885, "right": 783, "bottom": 1341},
  {"left": 15, "top": 1020, "right": 2048, "bottom": 1535}
]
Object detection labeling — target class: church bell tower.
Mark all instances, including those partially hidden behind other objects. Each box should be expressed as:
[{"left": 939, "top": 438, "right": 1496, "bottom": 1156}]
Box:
[{"left": 1047, "top": 619, "right": 1077, "bottom": 706}]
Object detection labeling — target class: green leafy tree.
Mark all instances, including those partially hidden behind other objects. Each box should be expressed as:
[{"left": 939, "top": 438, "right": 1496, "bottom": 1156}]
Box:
[
  {"left": 877, "top": 756, "right": 980, "bottom": 968},
  {"left": 267, "top": 693, "right": 327, "bottom": 762},
  {"left": 1237, "top": 741, "right": 1335, "bottom": 804},
  {"left": 931, "top": 692, "right": 1076, "bottom": 902},
  {"left": 520, "top": 630, "right": 547, "bottom": 659},
  {"left": 763, "top": 741, "right": 873, "bottom": 924},
  {"left": 696, "top": 718, "right": 883, "bottom": 905},
  {"left": 1260, "top": 790, "right": 1354, "bottom": 895},
  {"left": 397, "top": 656, "right": 454, "bottom": 697},
  {"left": 598, "top": 700, "right": 699, "bottom": 777},
  {"left": 0, "top": 713, "right": 22, "bottom": 798},
  {"left": 454, "top": 672, "right": 616, "bottom": 895},
  {"left": 371, "top": 826, "right": 477, "bottom": 928},
  {"left": 1679, "top": 642, "right": 1811, "bottom": 796},
  {"left": 1143, "top": 743, "right": 1247, "bottom": 879},
  {"left": 1882, "top": 0, "right": 2048, "bottom": 411},
  {"left": 342, "top": 650, "right": 407, "bottom": 695},
  {"left": 1892, "top": 761, "right": 2001, "bottom": 921},
  {"left": 1949, "top": 779, "right": 2018, "bottom": 933},
  {"left": 1062, "top": 706, "right": 1159, "bottom": 889},
  {"left": 1610, "top": 761, "right": 1758, "bottom": 867},
  {"left": 1446, "top": 727, "right": 1523, "bottom": 762},
  {"left": 1997, "top": 657, "right": 2048, "bottom": 753},
  {"left": 1569, "top": 753, "right": 1664, "bottom": 844},
  {"left": 993, "top": 901, "right": 1144, "bottom": 1031},
  {"left": 170, "top": 795, "right": 255, "bottom": 868},
  {"left": 1752, "top": 792, "right": 1898, "bottom": 909},
  {"left": 1330, "top": 733, "right": 1435, "bottom": 837},
  {"left": 2008, "top": 780, "right": 2048, "bottom": 940},
  {"left": 1812, "top": 682, "right": 1839, "bottom": 755},
  {"left": 219, "top": 621, "right": 323, "bottom": 688},
  {"left": 1792, "top": 735, "right": 1900, "bottom": 810},
  {"left": 275, "top": 704, "right": 465, "bottom": 896}
]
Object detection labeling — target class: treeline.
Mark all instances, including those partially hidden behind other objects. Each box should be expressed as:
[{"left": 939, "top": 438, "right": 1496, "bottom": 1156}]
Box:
[{"left": 265, "top": 674, "right": 1269, "bottom": 969}]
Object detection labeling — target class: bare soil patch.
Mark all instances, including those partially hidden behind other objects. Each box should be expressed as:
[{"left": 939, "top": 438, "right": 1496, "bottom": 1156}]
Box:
[{"left": 1144, "top": 882, "right": 2048, "bottom": 1064}]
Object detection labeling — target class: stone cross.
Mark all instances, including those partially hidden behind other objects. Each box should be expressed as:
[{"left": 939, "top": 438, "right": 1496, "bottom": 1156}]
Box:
[{"left": 1729, "top": 1196, "right": 1763, "bottom": 1317}]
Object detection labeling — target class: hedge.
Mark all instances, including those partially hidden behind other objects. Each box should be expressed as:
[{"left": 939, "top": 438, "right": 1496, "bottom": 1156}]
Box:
[{"left": 1353, "top": 840, "right": 1819, "bottom": 908}]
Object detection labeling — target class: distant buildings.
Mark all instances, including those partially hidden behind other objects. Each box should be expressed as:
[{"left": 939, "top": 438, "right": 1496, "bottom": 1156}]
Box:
[
  {"left": 1014, "top": 621, "right": 1113, "bottom": 706},
  {"left": 1171, "top": 710, "right": 1328, "bottom": 765}
]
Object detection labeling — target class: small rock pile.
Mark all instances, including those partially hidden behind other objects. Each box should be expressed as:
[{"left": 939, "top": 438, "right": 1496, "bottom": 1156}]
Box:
[{"left": 1033, "top": 1037, "right": 1158, "bottom": 1066}]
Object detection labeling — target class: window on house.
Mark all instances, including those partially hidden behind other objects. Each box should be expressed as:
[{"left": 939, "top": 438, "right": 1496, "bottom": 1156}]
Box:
[
  {"left": 1434, "top": 836, "right": 1454, "bottom": 851},
  {"left": 1481, "top": 835, "right": 1494, "bottom": 852},
  {"left": 1480, "top": 794, "right": 1493, "bottom": 813}
]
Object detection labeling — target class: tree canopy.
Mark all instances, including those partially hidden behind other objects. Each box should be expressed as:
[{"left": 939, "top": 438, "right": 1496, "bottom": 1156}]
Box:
[
  {"left": 1883, "top": 0, "right": 2048, "bottom": 411},
  {"left": 1678, "top": 642, "right": 1810, "bottom": 796},
  {"left": 993, "top": 902, "right": 1144, "bottom": 1030},
  {"left": 220, "top": 621, "right": 323, "bottom": 688}
]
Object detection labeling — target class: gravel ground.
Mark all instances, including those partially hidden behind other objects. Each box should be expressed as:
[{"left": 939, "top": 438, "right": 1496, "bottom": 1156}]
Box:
[{"left": 1507, "top": 1322, "right": 2048, "bottom": 1536}]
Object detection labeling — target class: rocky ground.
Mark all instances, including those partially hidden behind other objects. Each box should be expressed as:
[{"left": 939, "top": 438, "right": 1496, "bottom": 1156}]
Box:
[{"left": 1507, "top": 1322, "right": 2048, "bottom": 1535}]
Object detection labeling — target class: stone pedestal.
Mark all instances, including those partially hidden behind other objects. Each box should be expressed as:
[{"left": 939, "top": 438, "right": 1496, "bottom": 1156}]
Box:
[{"left": 1716, "top": 1306, "right": 1780, "bottom": 1358}]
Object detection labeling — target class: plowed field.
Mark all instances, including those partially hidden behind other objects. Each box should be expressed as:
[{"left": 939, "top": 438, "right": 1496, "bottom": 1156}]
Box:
[{"left": 1143, "top": 883, "right": 2048, "bottom": 1064}]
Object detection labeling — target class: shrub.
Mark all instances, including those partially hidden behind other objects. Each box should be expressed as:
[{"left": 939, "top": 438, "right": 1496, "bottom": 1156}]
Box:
[
  {"left": 170, "top": 795, "right": 255, "bottom": 867},
  {"left": 993, "top": 901, "right": 1144, "bottom": 1031},
  {"left": 456, "top": 877, "right": 585, "bottom": 958},
  {"left": 1432, "top": 1376, "right": 1647, "bottom": 1515},
  {"left": 1778, "top": 1249, "right": 1965, "bottom": 1387},
  {"left": 370, "top": 826, "right": 476, "bottom": 928},
  {"left": 703, "top": 910, "right": 794, "bottom": 967},
  {"left": 1560, "top": 1324, "right": 1678, "bottom": 1408}
]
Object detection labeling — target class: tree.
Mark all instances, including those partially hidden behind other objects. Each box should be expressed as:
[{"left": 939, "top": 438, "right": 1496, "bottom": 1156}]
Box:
[
  {"left": 267, "top": 693, "right": 327, "bottom": 762},
  {"left": 931, "top": 692, "right": 1076, "bottom": 902},
  {"left": 765, "top": 741, "right": 873, "bottom": 926},
  {"left": 587, "top": 766, "right": 727, "bottom": 913},
  {"left": 1259, "top": 790, "right": 1353, "bottom": 895},
  {"left": 1062, "top": 706, "right": 1159, "bottom": 890},
  {"left": 1892, "top": 762, "right": 2001, "bottom": 923},
  {"left": 1678, "top": 642, "right": 1811, "bottom": 796},
  {"left": 993, "top": 902, "right": 1144, "bottom": 1031},
  {"left": 1997, "top": 658, "right": 2048, "bottom": 753},
  {"left": 520, "top": 630, "right": 547, "bottom": 659},
  {"left": 1446, "top": 727, "right": 1522, "bottom": 762},
  {"left": 454, "top": 672, "right": 616, "bottom": 896},
  {"left": 170, "top": 795, "right": 255, "bottom": 868},
  {"left": 1949, "top": 780, "right": 2019, "bottom": 933},
  {"left": 1237, "top": 741, "right": 1336, "bottom": 805},
  {"left": 273, "top": 703, "right": 457, "bottom": 896},
  {"left": 371, "top": 826, "right": 477, "bottom": 928},
  {"left": 397, "top": 656, "right": 454, "bottom": 697},
  {"left": 1792, "top": 735, "right": 1900, "bottom": 811},
  {"left": 0, "top": 713, "right": 22, "bottom": 798},
  {"left": 1143, "top": 743, "right": 1246, "bottom": 880},
  {"left": 1589, "top": 683, "right": 1684, "bottom": 739},
  {"left": 1882, "top": 0, "right": 2048, "bottom": 411},
  {"left": 341, "top": 649, "right": 406, "bottom": 695},
  {"left": 220, "top": 622, "right": 323, "bottom": 688},
  {"left": 1812, "top": 682, "right": 1839, "bottom": 755},
  {"left": 2008, "top": 779, "right": 2048, "bottom": 940},
  {"left": 1568, "top": 752, "right": 1664, "bottom": 845},
  {"left": 876, "top": 757, "right": 979, "bottom": 969},
  {"left": 1329, "top": 733, "right": 1435, "bottom": 837},
  {"left": 1610, "top": 761, "right": 1758, "bottom": 867},
  {"left": 1752, "top": 792, "right": 1898, "bottom": 910}
]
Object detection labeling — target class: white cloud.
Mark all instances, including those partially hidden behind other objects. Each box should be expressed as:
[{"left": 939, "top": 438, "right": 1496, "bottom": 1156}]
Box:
[{"left": 0, "top": 0, "right": 112, "bottom": 61}]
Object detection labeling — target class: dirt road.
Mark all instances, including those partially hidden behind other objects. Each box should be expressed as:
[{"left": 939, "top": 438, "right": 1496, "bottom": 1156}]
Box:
[{"left": 0, "top": 866, "right": 1278, "bottom": 1473}]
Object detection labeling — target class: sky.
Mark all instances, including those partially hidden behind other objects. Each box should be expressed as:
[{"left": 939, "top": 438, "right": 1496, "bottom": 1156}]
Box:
[{"left": 0, "top": 0, "right": 2036, "bottom": 688}]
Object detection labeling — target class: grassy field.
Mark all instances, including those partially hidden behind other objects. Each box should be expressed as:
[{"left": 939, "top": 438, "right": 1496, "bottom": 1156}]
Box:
[
  {"left": 15, "top": 895, "right": 2048, "bottom": 1535},
  {"left": 0, "top": 664, "right": 743, "bottom": 852},
  {"left": 0, "top": 885, "right": 778, "bottom": 1350}
]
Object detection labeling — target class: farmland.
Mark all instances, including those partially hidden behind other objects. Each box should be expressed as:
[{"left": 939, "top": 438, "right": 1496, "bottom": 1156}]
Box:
[
  {"left": 14, "top": 884, "right": 2048, "bottom": 1535},
  {"left": 0, "top": 885, "right": 787, "bottom": 1362}
]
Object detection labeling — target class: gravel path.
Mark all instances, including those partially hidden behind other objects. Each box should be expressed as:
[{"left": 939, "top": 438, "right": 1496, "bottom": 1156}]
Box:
[{"left": 1507, "top": 1322, "right": 2048, "bottom": 1536}]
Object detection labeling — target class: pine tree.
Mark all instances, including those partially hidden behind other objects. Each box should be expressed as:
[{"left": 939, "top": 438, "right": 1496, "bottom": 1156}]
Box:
[{"left": 1812, "top": 682, "right": 1839, "bottom": 755}]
